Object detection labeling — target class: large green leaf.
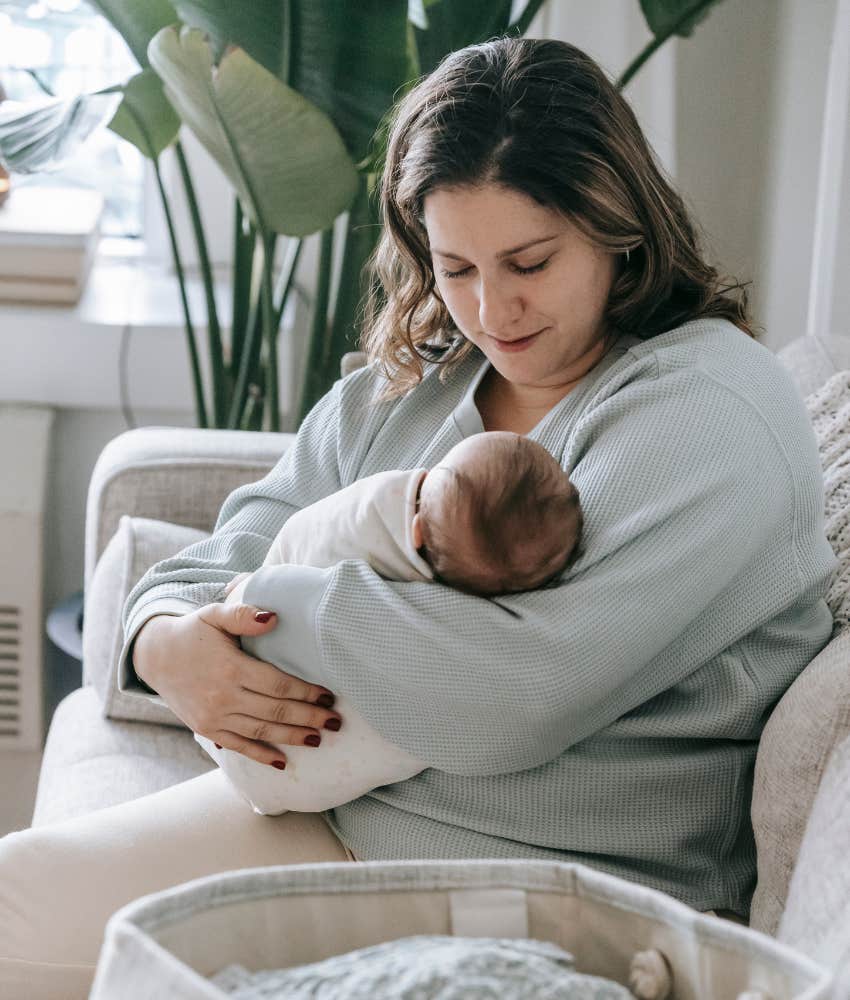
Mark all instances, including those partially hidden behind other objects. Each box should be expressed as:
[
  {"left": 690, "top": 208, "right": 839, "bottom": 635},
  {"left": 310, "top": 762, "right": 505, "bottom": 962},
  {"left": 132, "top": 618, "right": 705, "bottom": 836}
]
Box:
[
  {"left": 289, "top": 1, "right": 410, "bottom": 163},
  {"left": 172, "top": 0, "right": 409, "bottom": 164},
  {"left": 105, "top": 69, "right": 180, "bottom": 160},
  {"left": 171, "top": 0, "right": 286, "bottom": 78},
  {"left": 88, "top": 0, "right": 178, "bottom": 68},
  {"left": 413, "top": 0, "right": 513, "bottom": 76},
  {"left": 0, "top": 92, "right": 121, "bottom": 173},
  {"left": 148, "top": 26, "right": 359, "bottom": 237},
  {"left": 638, "top": 0, "right": 719, "bottom": 38}
]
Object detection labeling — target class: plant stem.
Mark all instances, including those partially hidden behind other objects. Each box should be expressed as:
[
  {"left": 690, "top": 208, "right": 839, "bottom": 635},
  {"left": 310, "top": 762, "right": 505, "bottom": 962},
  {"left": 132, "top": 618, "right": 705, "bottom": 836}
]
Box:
[
  {"left": 152, "top": 156, "right": 208, "bottom": 428},
  {"left": 273, "top": 237, "right": 304, "bottom": 332},
  {"left": 174, "top": 140, "right": 226, "bottom": 425},
  {"left": 119, "top": 98, "right": 207, "bottom": 427},
  {"left": 325, "top": 175, "right": 379, "bottom": 377},
  {"left": 230, "top": 200, "right": 254, "bottom": 387},
  {"left": 297, "top": 227, "right": 335, "bottom": 426},
  {"left": 227, "top": 237, "right": 264, "bottom": 429},
  {"left": 260, "top": 232, "right": 279, "bottom": 431},
  {"left": 617, "top": 0, "right": 719, "bottom": 90}
]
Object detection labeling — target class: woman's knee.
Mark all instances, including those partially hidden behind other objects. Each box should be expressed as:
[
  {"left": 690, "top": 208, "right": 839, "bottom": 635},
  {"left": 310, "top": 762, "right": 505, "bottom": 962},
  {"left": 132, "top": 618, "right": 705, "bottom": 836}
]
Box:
[
  {"left": 0, "top": 827, "right": 99, "bottom": 1000},
  {"left": 0, "top": 825, "right": 79, "bottom": 962}
]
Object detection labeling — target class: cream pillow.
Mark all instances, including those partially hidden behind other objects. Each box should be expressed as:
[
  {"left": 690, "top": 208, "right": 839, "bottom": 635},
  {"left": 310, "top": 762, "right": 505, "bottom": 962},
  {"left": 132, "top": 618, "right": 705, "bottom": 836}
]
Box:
[
  {"left": 750, "top": 629, "right": 850, "bottom": 934},
  {"left": 82, "top": 515, "right": 208, "bottom": 728},
  {"left": 779, "top": 733, "right": 850, "bottom": 995}
]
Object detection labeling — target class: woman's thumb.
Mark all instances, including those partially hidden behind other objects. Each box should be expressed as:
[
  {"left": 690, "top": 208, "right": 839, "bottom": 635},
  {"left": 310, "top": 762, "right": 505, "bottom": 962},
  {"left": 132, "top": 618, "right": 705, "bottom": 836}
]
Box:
[{"left": 202, "top": 601, "right": 277, "bottom": 636}]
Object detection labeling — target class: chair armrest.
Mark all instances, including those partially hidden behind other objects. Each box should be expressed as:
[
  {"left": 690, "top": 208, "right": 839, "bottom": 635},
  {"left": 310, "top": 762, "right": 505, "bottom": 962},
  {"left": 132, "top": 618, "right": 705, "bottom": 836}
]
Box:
[{"left": 84, "top": 426, "right": 293, "bottom": 592}]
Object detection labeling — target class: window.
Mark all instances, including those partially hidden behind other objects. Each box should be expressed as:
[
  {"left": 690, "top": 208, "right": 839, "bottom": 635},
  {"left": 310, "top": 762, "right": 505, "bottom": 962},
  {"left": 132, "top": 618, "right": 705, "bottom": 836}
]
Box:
[{"left": 0, "top": 0, "right": 144, "bottom": 238}]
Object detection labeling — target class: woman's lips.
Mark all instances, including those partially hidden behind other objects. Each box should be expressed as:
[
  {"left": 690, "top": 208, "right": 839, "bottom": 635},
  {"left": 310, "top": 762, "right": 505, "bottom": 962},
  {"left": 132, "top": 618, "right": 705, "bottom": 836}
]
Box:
[{"left": 488, "top": 328, "right": 546, "bottom": 352}]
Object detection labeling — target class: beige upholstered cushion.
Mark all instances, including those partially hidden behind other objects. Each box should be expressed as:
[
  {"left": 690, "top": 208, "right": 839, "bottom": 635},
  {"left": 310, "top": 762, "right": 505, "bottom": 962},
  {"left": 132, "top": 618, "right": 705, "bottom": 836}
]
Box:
[
  {"left": 778, "top": 734, "right": 850, "bottom": 995},
  {"left": 750, "top": 629, "right": 850, "bottom": 935},
  {"left": 32, "top": 686, "right": 213, "bottom": 827},
  {"left": 83, "top": 515, "right": 208, "bottom": 728}
]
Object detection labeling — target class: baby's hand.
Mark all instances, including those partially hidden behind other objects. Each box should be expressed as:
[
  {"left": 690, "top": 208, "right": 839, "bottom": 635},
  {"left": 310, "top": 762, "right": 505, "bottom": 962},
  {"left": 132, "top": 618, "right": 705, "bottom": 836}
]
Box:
[{"left": 223, "top": 572, "right": 252, "bottom": 605}]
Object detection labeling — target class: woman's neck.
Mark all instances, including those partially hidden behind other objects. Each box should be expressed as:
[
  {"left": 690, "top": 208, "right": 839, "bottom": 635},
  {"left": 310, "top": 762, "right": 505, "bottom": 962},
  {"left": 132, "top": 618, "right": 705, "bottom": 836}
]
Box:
[{"left": 475, "top": 331, "right": 617, "bottom": 434}]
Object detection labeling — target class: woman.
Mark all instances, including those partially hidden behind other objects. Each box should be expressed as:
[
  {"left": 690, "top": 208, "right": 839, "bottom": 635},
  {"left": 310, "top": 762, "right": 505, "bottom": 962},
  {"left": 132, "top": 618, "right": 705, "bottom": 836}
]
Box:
[{"left": 0, "top": 36, "right": 835, "bottom": 997}]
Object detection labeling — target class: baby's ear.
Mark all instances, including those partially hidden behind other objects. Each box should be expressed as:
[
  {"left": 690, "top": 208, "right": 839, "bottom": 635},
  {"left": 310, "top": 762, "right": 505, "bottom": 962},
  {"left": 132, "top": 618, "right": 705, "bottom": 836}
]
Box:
[{"left": 412, "top": 512, "right": 424, "bottom": 549}]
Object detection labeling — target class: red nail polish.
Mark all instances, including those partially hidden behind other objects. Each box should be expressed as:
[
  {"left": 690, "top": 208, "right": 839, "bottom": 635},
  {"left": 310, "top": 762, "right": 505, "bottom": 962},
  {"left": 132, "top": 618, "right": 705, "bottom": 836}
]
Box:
[
  {"left": 324, "top": 717, "right": 341, "bottom": 731},
  {"left": 214, "top": 743, "right": 222, "bottom": 749},
  {"left": 304, "top": 734, "right": 321, "bottom": 747},
  {"left": 254, "top": 610, "right": 274, "bottom": 623},
  {"left": 271, "top": 760, "right": 286, "bottom": 770},
  {"left": 316, "top": 693, "right": 335, "bottom": 709}
]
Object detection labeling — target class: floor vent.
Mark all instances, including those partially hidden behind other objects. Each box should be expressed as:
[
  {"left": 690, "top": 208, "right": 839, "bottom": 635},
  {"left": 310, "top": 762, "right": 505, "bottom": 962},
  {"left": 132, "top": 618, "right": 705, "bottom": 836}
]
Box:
[{"left": 0, "top": 406, "right": 53, "bottom": 749}]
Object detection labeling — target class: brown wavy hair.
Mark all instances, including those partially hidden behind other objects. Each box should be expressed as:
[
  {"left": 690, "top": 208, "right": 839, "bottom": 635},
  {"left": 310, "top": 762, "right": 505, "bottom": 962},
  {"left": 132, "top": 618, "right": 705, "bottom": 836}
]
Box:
[{"left": 361, "top": 36, "right": 756, "bottom": 399}]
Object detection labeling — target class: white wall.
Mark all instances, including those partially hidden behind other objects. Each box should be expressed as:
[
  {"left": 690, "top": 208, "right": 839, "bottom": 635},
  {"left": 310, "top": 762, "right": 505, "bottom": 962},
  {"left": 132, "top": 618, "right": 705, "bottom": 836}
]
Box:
[
  {"left": 532, "top": 0, "right": 677, "bottom": 176},
  {"left": 542, "top": 0, "right": 840, "bottom": 351}
]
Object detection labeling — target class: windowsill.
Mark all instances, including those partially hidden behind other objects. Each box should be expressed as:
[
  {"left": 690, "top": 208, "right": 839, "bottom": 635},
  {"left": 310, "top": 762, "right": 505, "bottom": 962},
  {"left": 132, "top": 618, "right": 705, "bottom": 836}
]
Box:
[{"left": 0, "top": 248, "right": 232, "bottom": 413}]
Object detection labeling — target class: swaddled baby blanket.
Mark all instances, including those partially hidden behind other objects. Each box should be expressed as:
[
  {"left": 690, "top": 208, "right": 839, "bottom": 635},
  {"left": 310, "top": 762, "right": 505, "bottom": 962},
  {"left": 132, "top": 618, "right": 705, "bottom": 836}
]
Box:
[{"left": 210, "top": 935, "right": 634, "bottom": 999}]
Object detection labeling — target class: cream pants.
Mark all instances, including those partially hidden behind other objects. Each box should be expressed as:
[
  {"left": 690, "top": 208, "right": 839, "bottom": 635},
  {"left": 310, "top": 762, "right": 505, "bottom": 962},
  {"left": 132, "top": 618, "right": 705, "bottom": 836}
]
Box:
[{"left": 0, "top": 769, "right": 354, "bottom": 1000}]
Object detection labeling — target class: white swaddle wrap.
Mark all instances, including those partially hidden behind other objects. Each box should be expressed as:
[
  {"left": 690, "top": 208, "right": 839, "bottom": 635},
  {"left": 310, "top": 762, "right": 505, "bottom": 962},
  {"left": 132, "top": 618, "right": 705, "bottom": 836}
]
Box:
[{"left": 195, "top": 468, "right": 431, "bottom": 815}]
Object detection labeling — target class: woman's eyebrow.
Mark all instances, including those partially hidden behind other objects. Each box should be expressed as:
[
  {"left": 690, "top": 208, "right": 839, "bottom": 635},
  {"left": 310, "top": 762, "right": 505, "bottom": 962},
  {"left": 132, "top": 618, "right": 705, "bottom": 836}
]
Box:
[{"left": 431, "top": 234, "right": 560, "bottom": 261}]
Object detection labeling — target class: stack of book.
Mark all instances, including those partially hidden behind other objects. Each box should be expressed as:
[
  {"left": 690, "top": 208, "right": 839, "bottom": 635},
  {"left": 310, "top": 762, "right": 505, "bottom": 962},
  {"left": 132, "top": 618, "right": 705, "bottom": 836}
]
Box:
[{"left": 0, "top": 186, "right": 104, "bottom": 305}]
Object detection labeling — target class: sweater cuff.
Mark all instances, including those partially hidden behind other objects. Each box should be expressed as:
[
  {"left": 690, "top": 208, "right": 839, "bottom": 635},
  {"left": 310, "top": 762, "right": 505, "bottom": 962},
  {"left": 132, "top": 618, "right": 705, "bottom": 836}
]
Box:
[
  {"left": 241, "top": 564, "right": 332, "bottom": 687},
  {"left": 119, "top": 597, "right": 200, "bottom": 701}
]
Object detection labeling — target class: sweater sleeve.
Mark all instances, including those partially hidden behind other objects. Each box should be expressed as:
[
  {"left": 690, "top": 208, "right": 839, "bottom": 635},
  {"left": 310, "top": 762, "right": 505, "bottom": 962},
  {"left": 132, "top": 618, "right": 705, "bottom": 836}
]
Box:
[
  {"left": 240, "top": 368, "right": 800, "bottom": 776},
  {"left": 118, "top": 377, "right": 345, "bottom": 691}
]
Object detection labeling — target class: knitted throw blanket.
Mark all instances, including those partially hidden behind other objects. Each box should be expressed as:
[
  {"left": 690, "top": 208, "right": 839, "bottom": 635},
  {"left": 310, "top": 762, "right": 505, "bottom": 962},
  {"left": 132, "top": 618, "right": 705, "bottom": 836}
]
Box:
[
  {"left": 210, "top": 936, "right": 634, "bottom": 999},
  {"left": 805, "top": 370, "right": 850, "bottom": 629}
]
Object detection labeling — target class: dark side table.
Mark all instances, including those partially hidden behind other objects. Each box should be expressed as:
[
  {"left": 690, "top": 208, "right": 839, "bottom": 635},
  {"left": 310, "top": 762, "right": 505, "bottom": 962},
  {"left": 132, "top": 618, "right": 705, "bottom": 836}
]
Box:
[{"left": 45, "top": 590, "right": 83, "bottom": 729}]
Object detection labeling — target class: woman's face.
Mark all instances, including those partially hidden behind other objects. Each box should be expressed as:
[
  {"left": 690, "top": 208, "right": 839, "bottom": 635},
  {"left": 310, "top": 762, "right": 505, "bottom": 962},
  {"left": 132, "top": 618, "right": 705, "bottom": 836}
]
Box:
[{"left": 423, "top": 183, "right": 617, "bottom": 390}]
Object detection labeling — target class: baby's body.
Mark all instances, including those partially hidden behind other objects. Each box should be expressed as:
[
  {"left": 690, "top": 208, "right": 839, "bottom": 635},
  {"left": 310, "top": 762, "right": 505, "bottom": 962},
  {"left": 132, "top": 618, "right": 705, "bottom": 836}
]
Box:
[{"left": 196, "top": 432, "right": 581, "bottom": 815}]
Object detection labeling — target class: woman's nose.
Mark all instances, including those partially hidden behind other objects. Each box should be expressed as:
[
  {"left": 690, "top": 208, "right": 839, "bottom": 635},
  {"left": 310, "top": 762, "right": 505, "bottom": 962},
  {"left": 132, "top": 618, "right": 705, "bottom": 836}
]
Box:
[{"left": 478, "top": 276, "right": 522, "bottom": 335}]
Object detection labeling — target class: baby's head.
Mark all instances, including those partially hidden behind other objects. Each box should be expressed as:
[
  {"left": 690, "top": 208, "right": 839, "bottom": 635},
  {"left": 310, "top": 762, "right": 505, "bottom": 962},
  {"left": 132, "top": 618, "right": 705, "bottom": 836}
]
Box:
[{"left": 412, "top": 432, "right": 582, "bottom": 596}]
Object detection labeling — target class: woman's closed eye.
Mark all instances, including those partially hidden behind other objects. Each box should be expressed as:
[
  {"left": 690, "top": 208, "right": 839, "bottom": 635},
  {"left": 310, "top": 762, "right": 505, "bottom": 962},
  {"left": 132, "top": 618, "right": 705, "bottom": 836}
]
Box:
[{"left": 439, "top": 257, "right": 552, "bottom": 279}]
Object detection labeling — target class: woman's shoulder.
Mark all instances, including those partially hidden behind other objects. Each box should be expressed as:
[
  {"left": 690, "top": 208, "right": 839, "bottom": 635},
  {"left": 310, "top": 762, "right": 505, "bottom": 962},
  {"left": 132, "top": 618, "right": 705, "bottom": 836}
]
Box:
[
  {"left": 626, "top": 317, "right": 787, "bottom": 388},
  {"left": 600, "top": 317, "right": 802, "bottom": 414},
  {"left": 583, "top": 318, "right": 818, "bottom": 473}
]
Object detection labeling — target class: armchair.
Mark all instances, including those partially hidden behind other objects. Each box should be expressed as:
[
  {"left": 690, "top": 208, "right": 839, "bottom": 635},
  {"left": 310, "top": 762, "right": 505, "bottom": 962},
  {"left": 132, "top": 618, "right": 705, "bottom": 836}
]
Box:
[{"left": 28, "top": 336, "right": 850, "bottom": 988}]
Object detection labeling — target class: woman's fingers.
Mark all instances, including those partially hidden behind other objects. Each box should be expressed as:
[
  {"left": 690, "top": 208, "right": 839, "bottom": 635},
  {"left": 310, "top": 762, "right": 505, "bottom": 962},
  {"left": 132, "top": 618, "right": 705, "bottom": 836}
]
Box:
[
  {"left": 239, "top": 654, "right": 337, "bottom": 710},
  {"left": 227, "top": 689, "right": 342, "bottom": 740},
  {"left": 212, "top": 730, "right": 290, "bottom": 769},
  {"left": 199, "top": 599, "right": 280, "bottom": 637},
  {"left": 217, "top": 713, "right": 334, "bottom": 751}
]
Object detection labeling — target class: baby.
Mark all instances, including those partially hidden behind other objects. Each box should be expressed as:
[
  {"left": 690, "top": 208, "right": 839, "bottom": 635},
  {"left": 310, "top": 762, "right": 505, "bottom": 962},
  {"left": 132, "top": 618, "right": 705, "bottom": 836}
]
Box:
[{"left": 196, "top": 431, "right": 582, "bottom": 815}]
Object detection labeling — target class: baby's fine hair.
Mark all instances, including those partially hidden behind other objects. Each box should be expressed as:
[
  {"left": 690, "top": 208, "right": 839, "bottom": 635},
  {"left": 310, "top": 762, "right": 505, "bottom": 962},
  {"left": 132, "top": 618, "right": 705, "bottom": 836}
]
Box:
[{"left": 420, "top": 435, "right": 582, "bottom": 596}]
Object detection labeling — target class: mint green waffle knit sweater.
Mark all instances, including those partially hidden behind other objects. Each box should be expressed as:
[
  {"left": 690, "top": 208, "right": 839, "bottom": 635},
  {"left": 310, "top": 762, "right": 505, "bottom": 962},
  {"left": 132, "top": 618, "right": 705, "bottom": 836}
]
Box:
[{"left": 122, "top": 318, "right": 836, "bottom": 916}]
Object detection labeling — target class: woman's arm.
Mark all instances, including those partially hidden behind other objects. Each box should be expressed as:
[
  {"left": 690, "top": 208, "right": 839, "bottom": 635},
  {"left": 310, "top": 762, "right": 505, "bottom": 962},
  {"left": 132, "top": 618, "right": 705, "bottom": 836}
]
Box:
[
  {"left": 118, "top": 376, "right": 351, "bottom": 766},
  {"left": 239, "top": 370, "right": 812, "bottom": 776},
  {"left": 121, "top": 375, "right": 346, "bottom": 649}
]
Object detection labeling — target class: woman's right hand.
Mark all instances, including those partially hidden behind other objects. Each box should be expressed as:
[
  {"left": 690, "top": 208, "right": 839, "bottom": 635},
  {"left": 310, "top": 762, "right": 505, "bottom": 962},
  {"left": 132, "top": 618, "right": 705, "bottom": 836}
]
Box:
[{"left": 131, "top": 604, "right": 341, "bottom": 768}]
